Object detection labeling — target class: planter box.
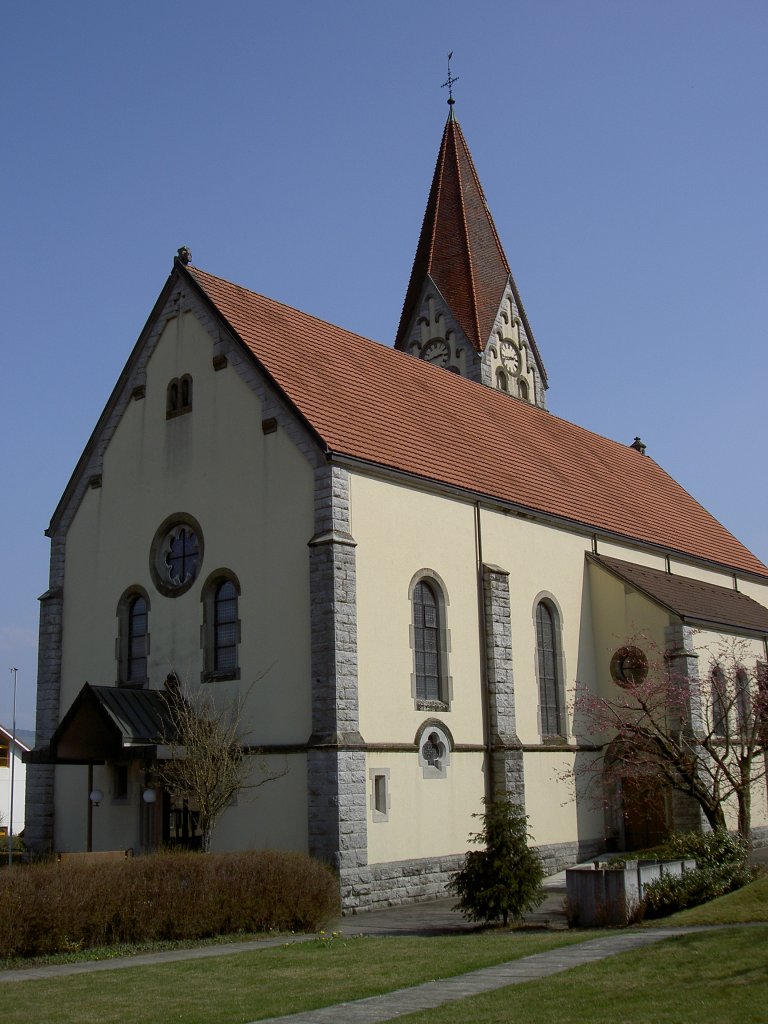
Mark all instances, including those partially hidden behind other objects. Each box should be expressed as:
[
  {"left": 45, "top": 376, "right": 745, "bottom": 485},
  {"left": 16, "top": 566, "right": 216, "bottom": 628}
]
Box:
[{"left": 566, "top": 858, "right": 696, "bottom": 926}]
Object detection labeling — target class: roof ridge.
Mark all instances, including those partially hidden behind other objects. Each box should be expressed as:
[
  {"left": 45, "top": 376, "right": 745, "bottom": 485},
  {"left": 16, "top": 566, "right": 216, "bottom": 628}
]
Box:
[
  {"left": 453, "top": 119, "right": 511, "bottom": 277},
  {"left": 426, "top": 119, "right": 450, "bottom": 273},
  {"left": 450, "top": 120, "right": 484, "bottom": 348},
  {"left": 186, "top": 265, "right": 382, "bottom": 348}
]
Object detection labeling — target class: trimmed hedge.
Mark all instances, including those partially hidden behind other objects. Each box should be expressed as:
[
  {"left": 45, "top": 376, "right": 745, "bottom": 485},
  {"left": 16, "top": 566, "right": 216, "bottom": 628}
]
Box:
[
  {"left": 0, "top": 850, "right": 339, "bottom": 957},
  {"left": 642, "top": 830, "right": 753, "bottom": 919}
]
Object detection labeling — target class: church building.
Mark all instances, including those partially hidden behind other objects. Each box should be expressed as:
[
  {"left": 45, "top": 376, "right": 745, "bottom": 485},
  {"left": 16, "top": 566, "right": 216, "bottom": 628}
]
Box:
[{"left": 26, "top": 104, "right": 768, "bottom": 909}]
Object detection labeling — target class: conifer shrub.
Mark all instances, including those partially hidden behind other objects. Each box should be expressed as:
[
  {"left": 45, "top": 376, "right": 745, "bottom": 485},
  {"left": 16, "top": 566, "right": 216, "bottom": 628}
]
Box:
[
  {"left": 449, "top": 799, "right": 544, "bottom": 926},
  {"left": 0, "top": 849, "right": 339, "bottom": 957}
]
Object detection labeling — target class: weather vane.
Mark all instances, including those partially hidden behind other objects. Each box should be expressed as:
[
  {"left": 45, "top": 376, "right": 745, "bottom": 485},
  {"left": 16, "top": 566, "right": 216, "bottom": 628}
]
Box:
[{"left": 442, "top": 51, "right": 459, "bottom": 108}]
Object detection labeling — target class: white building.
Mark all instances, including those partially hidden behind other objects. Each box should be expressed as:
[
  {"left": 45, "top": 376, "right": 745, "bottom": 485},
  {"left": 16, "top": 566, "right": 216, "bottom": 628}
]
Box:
[{"left": 0, "top": 726, "right": 33, "bottom": 837}]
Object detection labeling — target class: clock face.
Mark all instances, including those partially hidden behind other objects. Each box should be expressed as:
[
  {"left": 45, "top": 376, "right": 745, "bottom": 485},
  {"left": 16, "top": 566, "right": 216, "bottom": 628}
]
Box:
[
  {"left": 500, "top": 341, "right": 520, "bottom": 374},
  {"left": 422, "top": 340, "right": 450, "bottom": 367}
]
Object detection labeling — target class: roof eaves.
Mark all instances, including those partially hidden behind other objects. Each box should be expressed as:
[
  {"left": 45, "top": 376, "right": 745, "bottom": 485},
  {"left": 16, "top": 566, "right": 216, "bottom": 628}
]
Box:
[
  {"left": 678, "top": 614, "right": 768, "bottom": 638},
  {"left": 587, "top": 554, "right": 768, "bottom": 633},
  {"left": 330, "top": 458, "right": 768, "bottom": 584},
  {"left": 0, "top": 726, "right": 31, "bottom": 752}
]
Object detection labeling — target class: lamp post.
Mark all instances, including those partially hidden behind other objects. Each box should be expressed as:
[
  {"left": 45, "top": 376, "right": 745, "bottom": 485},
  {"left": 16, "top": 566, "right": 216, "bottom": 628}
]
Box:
[{"left": 8, "top": 668, "right": 17, "bottom": 867}]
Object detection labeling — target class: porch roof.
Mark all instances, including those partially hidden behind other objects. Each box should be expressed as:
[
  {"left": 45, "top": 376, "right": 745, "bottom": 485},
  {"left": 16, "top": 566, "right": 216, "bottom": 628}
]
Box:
[
  {"left": 589, "top": 554, "right": 768, "bottom": 635},
  {"left": 24, "top": 684, "right": 178, "bottom": 765}
]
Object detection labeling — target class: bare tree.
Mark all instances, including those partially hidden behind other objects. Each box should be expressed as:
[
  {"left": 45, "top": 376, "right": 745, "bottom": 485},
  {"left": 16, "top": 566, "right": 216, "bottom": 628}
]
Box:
[
  {"left": 571, "top": 635, "right": 768, "bottom": 840},
  {"left": 155, "top": 675, "right": 287, "bottom": 852}
]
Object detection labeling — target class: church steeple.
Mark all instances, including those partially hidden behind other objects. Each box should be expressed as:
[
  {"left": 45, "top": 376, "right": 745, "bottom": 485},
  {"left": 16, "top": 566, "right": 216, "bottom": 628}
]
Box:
[{"left": 396, "top": 114, "right": 548, "bottom": 406}]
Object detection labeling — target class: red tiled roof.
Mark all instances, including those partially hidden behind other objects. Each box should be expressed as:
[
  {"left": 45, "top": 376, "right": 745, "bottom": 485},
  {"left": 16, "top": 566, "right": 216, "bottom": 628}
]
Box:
[
  {"left": 185, "top": 264, "right": 768, "bottom": 580},
  {"left": 395, "top": 117, "right": 545, "bottom": 383}
]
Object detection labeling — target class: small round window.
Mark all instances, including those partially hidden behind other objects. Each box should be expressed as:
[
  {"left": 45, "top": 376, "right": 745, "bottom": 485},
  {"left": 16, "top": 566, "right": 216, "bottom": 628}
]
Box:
[
  {"left": 151, "top": 515, "right": 204, "bottom": 597},
  {"left": 610, "top": 645, "right": 649, "bottom": 688}
]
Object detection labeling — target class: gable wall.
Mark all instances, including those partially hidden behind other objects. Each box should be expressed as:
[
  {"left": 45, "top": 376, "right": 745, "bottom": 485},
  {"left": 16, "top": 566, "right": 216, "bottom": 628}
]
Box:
[{"left": 54, "top": 309, "right": 315, "bottom": 853}]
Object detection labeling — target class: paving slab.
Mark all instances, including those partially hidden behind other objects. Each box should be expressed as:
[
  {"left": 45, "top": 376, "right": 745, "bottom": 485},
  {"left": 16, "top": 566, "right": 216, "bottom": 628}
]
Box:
[{"left": 250, "top": 927, "right": 699, "bottom": 1024}]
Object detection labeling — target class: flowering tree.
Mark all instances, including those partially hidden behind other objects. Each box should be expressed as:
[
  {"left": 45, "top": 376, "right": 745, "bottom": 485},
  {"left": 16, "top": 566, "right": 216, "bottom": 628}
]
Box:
[{"left": 572, "top": 636, "right": 768, "bottom": 839}]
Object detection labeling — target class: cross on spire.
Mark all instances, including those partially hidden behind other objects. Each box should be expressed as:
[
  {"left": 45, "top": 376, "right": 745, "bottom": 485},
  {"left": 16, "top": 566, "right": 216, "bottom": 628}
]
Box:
[{"left": 441, "top": 52, "right": 459, "bottom": 112}]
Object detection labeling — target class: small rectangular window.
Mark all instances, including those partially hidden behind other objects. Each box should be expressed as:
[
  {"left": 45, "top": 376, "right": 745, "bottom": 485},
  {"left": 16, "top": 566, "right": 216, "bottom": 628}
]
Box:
[
  {"left": 0, "top": 741, "right": 8, "bottom": 769},
  {"left": 370, "top": 768, "right": 389, "bottom": 822},
  {"left": 374, "top": 775, "right": 386, "bottom": 814}
]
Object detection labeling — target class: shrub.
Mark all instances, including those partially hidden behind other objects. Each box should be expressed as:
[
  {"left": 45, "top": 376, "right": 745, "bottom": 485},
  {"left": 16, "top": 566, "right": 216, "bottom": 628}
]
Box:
[
  {"left": 657, "top": 828, "right": 749, "bottom": 868},
  {"left": 642, "top": 829, "right": 752, "bottom": 919},
  {"left": 450, "top": 799, "right": 544, "bottom": 926},
  {"left": 0, "top": 849, "right": 339, "bottom": 958}
]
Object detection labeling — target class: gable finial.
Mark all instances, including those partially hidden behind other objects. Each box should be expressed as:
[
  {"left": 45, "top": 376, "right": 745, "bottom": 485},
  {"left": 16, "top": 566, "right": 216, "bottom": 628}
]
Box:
[{"left": 441, "top": 52, "right": 459, "bottom": 116}]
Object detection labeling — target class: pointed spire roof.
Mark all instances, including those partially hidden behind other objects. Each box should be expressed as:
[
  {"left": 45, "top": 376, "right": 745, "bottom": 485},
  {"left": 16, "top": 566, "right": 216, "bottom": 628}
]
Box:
[{"left": 396, "top": 115, "right": 546, "bottom": 384}]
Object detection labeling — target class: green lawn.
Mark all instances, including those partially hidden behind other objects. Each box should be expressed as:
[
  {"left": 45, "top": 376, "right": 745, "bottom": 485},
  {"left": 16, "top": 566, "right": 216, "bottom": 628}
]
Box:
[
  {"left": 657, "top": 873, "right": 768, "bottom": 926},
  {"left": 0, "top": 932, "right": 587, "bottom": 1024},
  {"left": 4, "top": 875, "right": 767, "bottom": 1024},
  {"left": 392, "top": 927, "right": 768, "bottom": 1024}
]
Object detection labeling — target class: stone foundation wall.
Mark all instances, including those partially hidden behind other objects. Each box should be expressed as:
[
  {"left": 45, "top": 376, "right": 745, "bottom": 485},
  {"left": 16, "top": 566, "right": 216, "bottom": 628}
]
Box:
[
  {"left": 340, "top": 836, "right": 606, "bottom": 912},
  {"left": 536, "top": 837, "right": 605, "bottom": 876},
  {"left": 340, "top": 853, "right": 465, "bottom": 911}
]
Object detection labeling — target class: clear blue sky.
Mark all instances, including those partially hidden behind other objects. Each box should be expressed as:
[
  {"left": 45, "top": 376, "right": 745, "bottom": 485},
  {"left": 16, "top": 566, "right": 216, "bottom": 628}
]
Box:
[{"left": 2, "top": 1, "right": 766, "bottom": 730}]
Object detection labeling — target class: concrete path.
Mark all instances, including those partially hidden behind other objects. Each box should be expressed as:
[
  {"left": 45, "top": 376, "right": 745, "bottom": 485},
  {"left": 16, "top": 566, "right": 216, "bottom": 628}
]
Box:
[{"left": 252, "top": 927, "right": 701, "bottom": 1024}]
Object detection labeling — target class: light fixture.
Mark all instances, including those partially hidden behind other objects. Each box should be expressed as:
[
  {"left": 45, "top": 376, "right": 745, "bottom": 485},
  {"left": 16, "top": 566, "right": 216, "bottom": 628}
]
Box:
[
  {"left": 89, "top": 789, "right": 103, "bottom": 807},
  {"left": 142, "top": 787, "right": 157, "bottom": 804}
]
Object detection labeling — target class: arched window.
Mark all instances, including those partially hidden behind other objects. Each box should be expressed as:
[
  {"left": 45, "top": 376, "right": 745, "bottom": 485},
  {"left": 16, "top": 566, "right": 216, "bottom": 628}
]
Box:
[
  {"left": 414, "top": 581, "right": 440, "bottom": 701},
  {"left": 535, "top": 599, "right": 565, "bottom": 737},
  {"left": 116, "top": 587, "right": 150, "bottom": 687},
  {"left": 167, "top": 379, "right": 179, "bottom": 415},
  {"left": 711, "top": 664, "right": 727, "bottom": 737},
  {"left": 166, "top": 375, "right": 193, "bottom": 418},
  {"left": 518, "top": 378, "right": 530, "bottom": 402},
  {"left": 201, "top": 571, "right": 241, "bottom": 681},
  {"left": 214, "top": 580, "right": 238, "bottom": 674},
  {"left": 409, "top": 571, "right": 451, "bottom": 708},
  {"left": 735, "top": 666, "right": 751, "bottom": 735},
  {"left": 496, "top": 368, "right": 509, "bottom": 393}
]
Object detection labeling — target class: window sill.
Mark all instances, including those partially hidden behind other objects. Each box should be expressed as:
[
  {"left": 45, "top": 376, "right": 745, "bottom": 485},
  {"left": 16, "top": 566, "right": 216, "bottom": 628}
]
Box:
[
  {"left": 416, "top": 700, "right": 449, "bottom": 713},
  {"left": 203, "top": 670, "right": 241, "bottom": 683},
  {"left": 166, "top": 406, "right": 192, "bottom": 420}
]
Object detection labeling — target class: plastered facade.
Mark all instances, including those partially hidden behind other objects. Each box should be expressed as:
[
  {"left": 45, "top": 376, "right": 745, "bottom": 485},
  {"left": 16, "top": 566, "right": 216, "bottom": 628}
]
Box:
[{"left": 29, "top": 271, "right": 768, "bottom": 910}]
